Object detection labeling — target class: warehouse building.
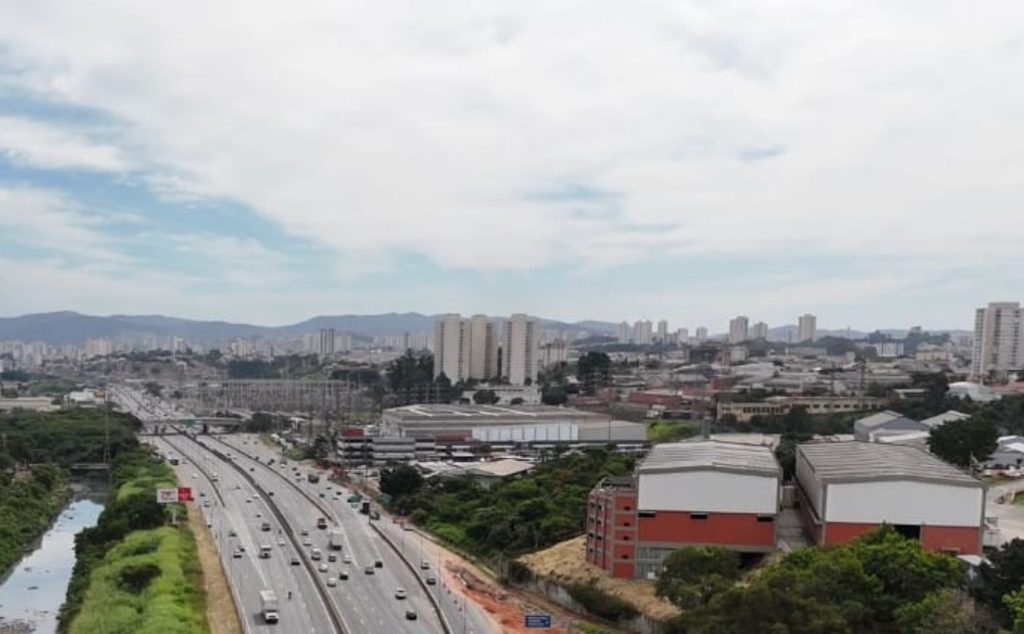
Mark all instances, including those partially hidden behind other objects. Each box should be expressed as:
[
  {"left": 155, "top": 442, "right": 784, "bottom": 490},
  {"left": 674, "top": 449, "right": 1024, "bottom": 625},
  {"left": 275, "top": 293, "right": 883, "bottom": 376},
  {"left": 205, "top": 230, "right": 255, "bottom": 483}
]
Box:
[
  {"left": 381, "top": 404, "right": 644, "bottom": 444},
  {"left": 796, "top": 442, "right": 984, "bottom": 554},
  {"left": 586, "top": 440, "right": 781, "bottom": 579},
  {"left": 853, "top": 410, "right": 928, "bottom": 441}
]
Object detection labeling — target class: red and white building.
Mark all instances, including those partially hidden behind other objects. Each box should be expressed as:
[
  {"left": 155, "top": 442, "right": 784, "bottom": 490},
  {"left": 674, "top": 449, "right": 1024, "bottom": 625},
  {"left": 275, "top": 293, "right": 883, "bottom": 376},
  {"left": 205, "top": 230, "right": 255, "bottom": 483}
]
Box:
[
  {"left": 796, "top": 442, "right": 984, "bottom": 554},
  {"left": 586, "top": 440, "right": 781, "bottom": 579}
]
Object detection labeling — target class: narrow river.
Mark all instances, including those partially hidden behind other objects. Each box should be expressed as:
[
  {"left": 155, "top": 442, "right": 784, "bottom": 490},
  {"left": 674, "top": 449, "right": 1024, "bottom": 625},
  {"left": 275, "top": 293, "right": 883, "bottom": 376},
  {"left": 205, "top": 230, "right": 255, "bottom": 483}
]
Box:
[{"left": 0, "top": 496, "right": 104, "bottom": 634}]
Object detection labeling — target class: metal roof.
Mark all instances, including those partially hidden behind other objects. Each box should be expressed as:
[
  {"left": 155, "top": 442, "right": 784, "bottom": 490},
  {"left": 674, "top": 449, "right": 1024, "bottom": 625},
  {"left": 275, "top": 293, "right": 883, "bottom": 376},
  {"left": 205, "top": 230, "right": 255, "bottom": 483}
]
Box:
[
  {"left": 638, "top": 440, "right": 780, "bottom": 477},
  {"left": 798, "top": 441, "right": 981, "bottom": 487},
  {"left": 854, "top": 410, "right": 915, "bottom": 430}
]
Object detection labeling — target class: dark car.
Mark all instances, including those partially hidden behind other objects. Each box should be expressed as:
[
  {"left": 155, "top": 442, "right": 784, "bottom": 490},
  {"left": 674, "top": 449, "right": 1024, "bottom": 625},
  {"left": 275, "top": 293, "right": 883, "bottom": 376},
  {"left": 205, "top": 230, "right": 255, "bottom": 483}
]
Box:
[{"left": 405, "top": 610, "right": 417, "bottom": 621}]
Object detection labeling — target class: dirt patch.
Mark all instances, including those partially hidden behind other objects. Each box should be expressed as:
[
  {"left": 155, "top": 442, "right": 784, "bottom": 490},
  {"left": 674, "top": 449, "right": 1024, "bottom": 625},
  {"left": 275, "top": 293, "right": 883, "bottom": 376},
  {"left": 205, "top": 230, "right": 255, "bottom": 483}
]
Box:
[
  {"left": 519, "top": 536, "right": 681, "bottom": 621},
  {"left": 185, "top": 504, "right": 242, "bottom": 634}
]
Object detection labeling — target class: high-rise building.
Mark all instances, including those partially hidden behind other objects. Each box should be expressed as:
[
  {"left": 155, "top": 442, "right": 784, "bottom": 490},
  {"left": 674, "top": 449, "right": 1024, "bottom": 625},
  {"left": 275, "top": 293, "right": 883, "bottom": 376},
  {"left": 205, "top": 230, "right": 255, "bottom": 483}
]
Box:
[
  {"left": 751, "top": 322, "right": 769, "bottom": 340},
  {"left": 971, "top": 302, "right": 1024, "bottom": 382},
  {"left": 656, "top": 320, "right": 669, "bottom": 343},
  {"left": 468, "top": 314, "right": 497, "bottom": 380},
  {"left": 633, "top": 320, "right": 653, "bottom": 345},
  {"left": 695, "top": 327, "right": 708, "bottom": 342},
  {"left": 617, "top": 321, "right": 631, "bottom": 344},
  {"left": 798, "top": 314, "right": 817, "bottom": 342},
  {"left": 728, "top": 316, "right": 749, "bottom": 344},
  {"left": 317, "top": 328, "right": 336, "bottom": 359},
  {"left": 677, "top": 328, "right": 689, "bottom": 343},
  {"left": 433, "top": 314, "right": 469, "bottom": 380},
  {"left": 540, "top": 339, "right": 569, "bottom": 368},
  {"left": 504, "top": 314, "right": 539, "bottom": 385}
]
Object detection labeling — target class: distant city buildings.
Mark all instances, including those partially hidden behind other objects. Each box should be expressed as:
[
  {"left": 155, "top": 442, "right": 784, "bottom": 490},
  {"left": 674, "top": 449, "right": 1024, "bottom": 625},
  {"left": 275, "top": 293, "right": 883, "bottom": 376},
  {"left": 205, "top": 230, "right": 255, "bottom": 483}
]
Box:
[
  {"left": 656, "top": 320, "right": 669, "bottom": 343},
  {"left": 617, "top": 321, "right": 630, "bottom": 344},
  {"left": 633, "top": 320, "right": 653, "bottom": 345},
  {"left": 728, "top": 316, "right": 749, "bottom": 344},
  {"left": 971, "top": 302, "right": 1024, "bottom": 382},
  {"left": 798, "top": 313, "right": 817, "bottom": 342},
  {"left": 695, "top": 326, "right": 708, "bottom": 342},
  {"left": 432, "top": 313, "right": 539, "bottom": 385},
  {"left": 751, "top": 321, "right": 769, "bottom": 340}
]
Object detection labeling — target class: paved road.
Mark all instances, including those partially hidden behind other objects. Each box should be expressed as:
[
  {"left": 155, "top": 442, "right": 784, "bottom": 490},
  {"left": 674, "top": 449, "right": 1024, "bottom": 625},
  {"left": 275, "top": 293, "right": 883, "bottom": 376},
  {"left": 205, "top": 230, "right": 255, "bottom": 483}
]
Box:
[
  {"left": 151, "top": 436, "right": 334, "bottom": 633},
  {"left": 222, "top": 434, "right": 496, "bottom": 634}
]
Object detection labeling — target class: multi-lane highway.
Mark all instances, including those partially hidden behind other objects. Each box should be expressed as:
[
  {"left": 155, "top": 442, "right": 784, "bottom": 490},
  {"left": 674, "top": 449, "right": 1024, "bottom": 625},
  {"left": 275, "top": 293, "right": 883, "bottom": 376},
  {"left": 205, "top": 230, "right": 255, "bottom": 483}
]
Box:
[
  {"left": 152, "top": 435, "right": 336, "bottom": 633},
  {"left": 121, "top": 382, "right": 494, "bottom": 633},
  {"left": 216, "top": 434, "right": 496, "bottom": 634}
]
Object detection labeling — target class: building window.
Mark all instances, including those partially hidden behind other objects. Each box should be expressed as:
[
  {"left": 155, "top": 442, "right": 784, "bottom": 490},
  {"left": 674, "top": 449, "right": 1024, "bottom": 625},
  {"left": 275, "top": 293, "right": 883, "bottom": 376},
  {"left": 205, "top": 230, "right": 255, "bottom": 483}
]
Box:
[
  {"left": 756, "top": 515, "right": 775, "bottom": 523},
  {"left": 690, "top": 512, "right": 708, "bottom": 520},
  {"left": 639, "top": 510, "right": 656, "bottom": 518}
]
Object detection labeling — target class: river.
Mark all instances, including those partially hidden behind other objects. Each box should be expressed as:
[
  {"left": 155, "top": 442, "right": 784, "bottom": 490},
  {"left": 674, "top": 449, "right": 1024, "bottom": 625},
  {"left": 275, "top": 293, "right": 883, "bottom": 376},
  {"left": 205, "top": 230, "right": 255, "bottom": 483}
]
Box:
[{"left": 0, "top": 496, "right": 104, "bottom": 634}]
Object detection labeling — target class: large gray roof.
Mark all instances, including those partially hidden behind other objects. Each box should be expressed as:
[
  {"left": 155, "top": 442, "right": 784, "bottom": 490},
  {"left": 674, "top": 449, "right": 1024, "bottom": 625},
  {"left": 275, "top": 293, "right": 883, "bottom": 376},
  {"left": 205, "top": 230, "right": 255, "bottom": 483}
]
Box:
[
  {"left": 638, "top": 440, "right": 780, "bottom": 477},
  {"left": 854, "top": 410, "right": 916, "bottom": 429},
  {"left": 798, "top": 441, "right": 981, "bottom": 487}
]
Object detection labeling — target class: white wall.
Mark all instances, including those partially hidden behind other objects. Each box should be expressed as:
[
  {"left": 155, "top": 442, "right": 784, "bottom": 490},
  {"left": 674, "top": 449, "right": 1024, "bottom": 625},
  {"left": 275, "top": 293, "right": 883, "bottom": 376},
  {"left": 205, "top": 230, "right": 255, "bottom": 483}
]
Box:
[
  {"left": 638, "top": 470, "right": 778, "bottom": 514},
  {"left": 795, "top": 453, "right": 823, "bottom": 517},
  {"left": 471, "top": 423, "right": 577, "bottom": 443},
  {"left": 826, "top": 481, "right": 982, "bottom": 526}
]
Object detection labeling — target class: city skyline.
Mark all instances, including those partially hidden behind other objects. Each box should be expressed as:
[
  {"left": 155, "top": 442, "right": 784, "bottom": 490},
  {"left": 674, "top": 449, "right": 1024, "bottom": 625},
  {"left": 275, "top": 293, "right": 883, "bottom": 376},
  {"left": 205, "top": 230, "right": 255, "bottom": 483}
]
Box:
[{"left": 1, "top": 3, "right": 1022, "bottom": 327}]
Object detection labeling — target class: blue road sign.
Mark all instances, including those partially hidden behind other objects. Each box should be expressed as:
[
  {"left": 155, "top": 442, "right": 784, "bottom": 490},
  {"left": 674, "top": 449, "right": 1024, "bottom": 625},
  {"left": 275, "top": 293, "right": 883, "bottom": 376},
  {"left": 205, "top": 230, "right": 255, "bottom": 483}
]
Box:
[{"left": 525, "top": 614, "right": 552, "bottom": 628}]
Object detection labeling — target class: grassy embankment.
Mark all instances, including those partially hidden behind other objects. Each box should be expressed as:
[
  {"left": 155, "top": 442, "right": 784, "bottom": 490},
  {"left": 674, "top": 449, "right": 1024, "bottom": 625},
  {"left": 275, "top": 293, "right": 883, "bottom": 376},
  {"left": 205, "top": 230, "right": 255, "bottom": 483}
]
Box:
[{"left": 60, "top": 446, "right": 210, "bottom": 634}]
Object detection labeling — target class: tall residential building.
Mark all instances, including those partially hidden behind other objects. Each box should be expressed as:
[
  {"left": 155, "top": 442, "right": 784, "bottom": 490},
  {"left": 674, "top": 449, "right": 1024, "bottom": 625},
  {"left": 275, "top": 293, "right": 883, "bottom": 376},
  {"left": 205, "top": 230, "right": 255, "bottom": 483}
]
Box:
[
  {"left": 633, "top": 320, "right": 653, "bottom": 345},
  {"left": 468, "top": 314, "right": 497, "bottom": 380},
  {"left": 504, "top": 314, "right": 539, "bottom": 385},
  {"left": 751, "top": 322, "right": 769, "bottom": 340},
  {"left": 656, "top": 320, "right": 669, "bottom": 343},
  {"left": 317, "top": 328, "right": 336, "bottom": 359},
  {"left": 728, "top": 316, "right": 749, "bottom": 344},
  {"left": 798, "top": 314, "right": 817, "bottom": 342},
  {"left": 971, "top": 302, "right": 1024, "bottom": 382},
  {"left": 695, "top": 326, "right": 708, "bottom": 342},
  {"left": 433, "top": 314, "right": 469, "bottom": 380},
  {"left": 540, "top": 339, "right": 569, "bottom": 367},
  {"left": 677, "top": 328, "right": 689, "bottom": 343},
  {"left": 617, "top": 321, "right": 631, "bottom": 344}
]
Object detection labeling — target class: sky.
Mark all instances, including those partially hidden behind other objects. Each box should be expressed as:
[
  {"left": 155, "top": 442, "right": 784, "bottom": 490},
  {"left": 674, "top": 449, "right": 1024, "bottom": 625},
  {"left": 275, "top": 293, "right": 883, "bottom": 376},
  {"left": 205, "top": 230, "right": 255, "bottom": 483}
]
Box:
[{"left": 0, "top": 1, "right": 1022, "bottom": 331}]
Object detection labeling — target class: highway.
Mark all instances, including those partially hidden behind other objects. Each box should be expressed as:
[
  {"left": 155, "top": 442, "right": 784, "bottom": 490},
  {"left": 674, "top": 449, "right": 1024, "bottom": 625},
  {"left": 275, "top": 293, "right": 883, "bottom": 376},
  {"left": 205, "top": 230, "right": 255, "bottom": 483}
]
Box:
[
  {"left": 150, "top": 435, "right": 335, "bottom": 633},
  {"left": 218, "top": 434, "right": 495, "bottom": 634}
]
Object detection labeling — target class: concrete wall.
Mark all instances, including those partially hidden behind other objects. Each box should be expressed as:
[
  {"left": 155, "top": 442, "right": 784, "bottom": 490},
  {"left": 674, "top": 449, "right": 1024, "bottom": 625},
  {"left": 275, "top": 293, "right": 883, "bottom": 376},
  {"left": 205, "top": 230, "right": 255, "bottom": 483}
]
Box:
[
  {"left": 825, "top": 481, "right": 982, "bottom": 526},
  {"left": 638, "top": 470, "right": 778, "bottom": 515}
]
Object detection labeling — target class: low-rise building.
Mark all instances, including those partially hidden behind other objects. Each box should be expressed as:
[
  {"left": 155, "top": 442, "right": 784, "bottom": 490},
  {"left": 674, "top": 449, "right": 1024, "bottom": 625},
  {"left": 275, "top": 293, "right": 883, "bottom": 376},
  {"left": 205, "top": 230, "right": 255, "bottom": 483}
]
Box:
[
  {"left": 586, "top": 440, "right": 781, "bottom": 579},
  {"left": 796, "top": 442, "right": 984, "bottom": 554},
  {"left": 853, "top": 410, "right": 928, "bottom": 441},
  {"left": 718, "top": 396, "right": 886, "bottom": 423}
]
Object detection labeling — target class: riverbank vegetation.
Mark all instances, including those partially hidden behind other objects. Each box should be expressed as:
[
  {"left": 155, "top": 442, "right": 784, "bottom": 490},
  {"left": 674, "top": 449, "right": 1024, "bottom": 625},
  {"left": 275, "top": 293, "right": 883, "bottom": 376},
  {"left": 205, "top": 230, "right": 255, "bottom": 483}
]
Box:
[
  {"left": 382, "top": 448, "right": 634, "bottom": 560},
  {"left": 0, "top": 407, "right": 139, "bottom": 468},
  {"left": 0, "top": 464, "right": 70, "bottom": 576},
  {"left": 59, "top": 446, "right": 207, "bottom": 632}
]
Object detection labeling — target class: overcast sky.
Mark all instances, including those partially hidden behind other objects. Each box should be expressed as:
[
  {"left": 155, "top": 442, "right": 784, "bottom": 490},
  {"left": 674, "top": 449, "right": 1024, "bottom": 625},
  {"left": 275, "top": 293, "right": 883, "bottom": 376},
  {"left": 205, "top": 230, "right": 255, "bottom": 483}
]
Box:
[{"left": 0, "top": 1, "right": 1021, "bottom": 330}]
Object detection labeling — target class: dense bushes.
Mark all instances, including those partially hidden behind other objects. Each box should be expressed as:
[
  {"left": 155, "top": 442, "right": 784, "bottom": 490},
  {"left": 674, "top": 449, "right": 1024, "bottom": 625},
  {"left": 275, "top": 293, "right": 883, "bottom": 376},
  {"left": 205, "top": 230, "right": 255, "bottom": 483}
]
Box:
[
  {"left": 566, "top": 583, "right": 639, "bottom": 622},
  {"left": 392, "top": 448, "right": 634, "bottom": 559},
  {"left": 0, "top": 408, "right": 139, "bottom": 466},
  {"left": 68, "top": 527, "right": 208, "bottom": 634},
  {"left": 0, "top": 464, "right": 69, "bottom": 575},
  {"left": 672, "top": 527, "right": 977, "bottom": 634},
  {"left": 59, "top": 447, "right": 185, "bottom": 632}
]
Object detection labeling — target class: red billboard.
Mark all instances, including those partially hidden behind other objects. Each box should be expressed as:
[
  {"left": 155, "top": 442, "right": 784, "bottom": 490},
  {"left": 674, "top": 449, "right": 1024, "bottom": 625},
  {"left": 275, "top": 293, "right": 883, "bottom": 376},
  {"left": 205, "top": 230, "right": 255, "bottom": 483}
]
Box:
[{"left": 177, "top": 487, "right": 194, "bottom": 502}]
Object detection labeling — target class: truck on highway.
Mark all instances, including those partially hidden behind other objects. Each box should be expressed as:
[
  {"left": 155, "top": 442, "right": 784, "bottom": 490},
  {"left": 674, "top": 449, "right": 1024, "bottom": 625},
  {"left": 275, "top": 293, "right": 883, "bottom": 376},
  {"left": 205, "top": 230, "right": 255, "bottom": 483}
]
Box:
[
  {"left": 328, "top": 528, "right": 344, "bottom": 550},
  {"left": 211, "top": 472, "right": 219, "bottom": 483},
  {"left": 259, "top": 544, "right": 272, "bottom": 559},
  {"left": 360, "top": 500, "right": 371, "bottom": 515},
  {"left": 260, "top": 589, "right": 279, "bottom": 623}
]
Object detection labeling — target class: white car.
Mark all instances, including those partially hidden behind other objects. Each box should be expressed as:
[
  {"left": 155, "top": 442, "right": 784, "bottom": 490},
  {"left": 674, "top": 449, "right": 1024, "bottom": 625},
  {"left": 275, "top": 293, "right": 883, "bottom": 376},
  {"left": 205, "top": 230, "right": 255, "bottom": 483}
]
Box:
[
  {"left": 277, "top": 538, "right": 286, "bottom": 547},
  {"left": 318, "top": 563, "right": 329, "bottom": 573},
  {"left": 302, "top": 537, "right": 312, "bottom": 546},
  {"left": 327, "top": 577, "right": 337, "bottom": 587},
  {"left": 342, "top": 554, "right": 351, "bottom": 564}
]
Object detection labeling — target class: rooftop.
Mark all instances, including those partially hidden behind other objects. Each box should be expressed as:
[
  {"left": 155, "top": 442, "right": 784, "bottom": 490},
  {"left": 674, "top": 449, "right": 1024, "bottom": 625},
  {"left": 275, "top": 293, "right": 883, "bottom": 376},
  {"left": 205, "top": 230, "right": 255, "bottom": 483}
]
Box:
[
  {"left": 383, "top": 404, "right": 609, "bottom": 425},
  {"left": 798, "top": 441, "right": 980, "bottom": 487},
  {"left": 638, "top": 440, "right": 780, "bottom": 477},
  {"left": 466, "top": 458, "right": 536, "bottom": 478},
  {"left": 855, "top": 410, "right": 915, "bottom": 429},
  {"left": 921, "top": 410, "right": 971, "bottom": 428}
]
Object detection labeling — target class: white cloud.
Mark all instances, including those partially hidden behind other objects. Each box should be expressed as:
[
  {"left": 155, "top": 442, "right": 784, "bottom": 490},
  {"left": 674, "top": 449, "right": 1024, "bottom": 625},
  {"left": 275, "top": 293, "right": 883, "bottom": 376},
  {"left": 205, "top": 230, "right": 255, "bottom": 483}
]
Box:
[
  {"left": 0, "top": 186, "right": 133, "bottom": 262},
  {"left": 0, "top": 1, "right": 1021, "bottom": 316},
  {"left": 0, "top": 115, "right": 126, "bottom": 172}
]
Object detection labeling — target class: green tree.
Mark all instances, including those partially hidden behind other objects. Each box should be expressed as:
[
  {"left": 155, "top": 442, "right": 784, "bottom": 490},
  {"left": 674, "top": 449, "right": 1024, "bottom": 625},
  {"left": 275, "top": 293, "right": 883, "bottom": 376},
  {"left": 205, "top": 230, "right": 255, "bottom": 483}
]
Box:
[
  {"left": 473, "top": 389, "right": 499, "bottom": 405},
  {"left": 656, "top": 547, "right": 741, "bottom": 609},
  {"left": 576, "top": 352, "right": 611, "bottom": 395},
  {"left": 977, "top": 538, "right": 1024, "bottom": 625},
  {"left": 380, "top": 464, "right": 424, "bottom": 499},
  {"left": 541, "top": 386, "right": 568, "bottom": 406},
  {"left": 927, "top": 416, "right": 998, "bottom": 467},
  {"left": 895, "top": 589, "right": 987, "bottom": 634}
]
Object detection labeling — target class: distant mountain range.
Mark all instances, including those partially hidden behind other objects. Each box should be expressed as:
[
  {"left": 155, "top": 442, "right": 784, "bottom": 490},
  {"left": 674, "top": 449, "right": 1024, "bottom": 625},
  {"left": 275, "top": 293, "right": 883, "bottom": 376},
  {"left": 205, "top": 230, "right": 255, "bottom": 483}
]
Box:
[
  {"left": 0, "top": 311, "right": 970, "bottom": 347},
  {"left": 0, "top": 311, "right": 620, "bottom": 346}
]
